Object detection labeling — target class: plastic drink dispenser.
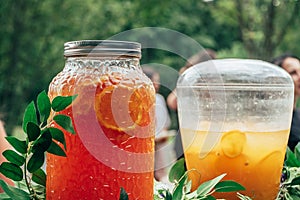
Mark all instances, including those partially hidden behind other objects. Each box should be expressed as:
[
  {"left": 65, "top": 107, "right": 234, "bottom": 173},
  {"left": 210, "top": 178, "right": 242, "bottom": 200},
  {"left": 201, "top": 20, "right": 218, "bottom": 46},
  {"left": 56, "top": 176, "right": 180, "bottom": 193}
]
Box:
[{"left": 177, "top": 59, "right": 294, "bottom": 199}]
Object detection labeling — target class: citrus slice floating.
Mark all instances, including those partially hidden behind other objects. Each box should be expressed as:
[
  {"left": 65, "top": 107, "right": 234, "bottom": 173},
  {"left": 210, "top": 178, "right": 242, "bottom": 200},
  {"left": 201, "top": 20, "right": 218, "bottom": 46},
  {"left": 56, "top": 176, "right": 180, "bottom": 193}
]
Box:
[
  {"left": 221, "top": 130, "right": 247, "bottom": 158},
  {"left": 95, "top": 84, "right": 155, "bottom": 132}
]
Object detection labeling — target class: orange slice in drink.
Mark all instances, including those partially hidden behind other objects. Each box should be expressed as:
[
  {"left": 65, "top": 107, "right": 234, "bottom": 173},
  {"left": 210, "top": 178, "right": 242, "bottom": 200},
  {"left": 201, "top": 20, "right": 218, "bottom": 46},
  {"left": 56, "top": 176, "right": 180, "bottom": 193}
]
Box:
[{"left": 95, "top": 84, "right": 155, "bottom": 131}]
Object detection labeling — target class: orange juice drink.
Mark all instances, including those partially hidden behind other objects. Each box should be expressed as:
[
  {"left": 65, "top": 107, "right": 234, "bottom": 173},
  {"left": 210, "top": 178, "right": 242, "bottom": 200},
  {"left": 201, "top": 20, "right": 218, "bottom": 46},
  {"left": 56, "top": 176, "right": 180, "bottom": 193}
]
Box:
[{"left": 181, "top": 127, "right": 289, "bottom": 200}]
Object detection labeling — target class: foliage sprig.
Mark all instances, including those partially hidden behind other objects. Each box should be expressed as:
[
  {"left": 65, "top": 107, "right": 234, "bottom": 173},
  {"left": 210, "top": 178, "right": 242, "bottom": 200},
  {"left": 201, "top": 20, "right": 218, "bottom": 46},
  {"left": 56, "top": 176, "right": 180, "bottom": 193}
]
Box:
[
  {"left": 153, "top": 158, "right": 249, "bottom": 200},
  {"left": 277, "top": 144, "right": 300, "bottom": 200},
  {"left": 152, "top": 143, "right": 300, "bottom": 200},
  {"left": 0, "top": 90, "right": 77, "bottom": 200}
]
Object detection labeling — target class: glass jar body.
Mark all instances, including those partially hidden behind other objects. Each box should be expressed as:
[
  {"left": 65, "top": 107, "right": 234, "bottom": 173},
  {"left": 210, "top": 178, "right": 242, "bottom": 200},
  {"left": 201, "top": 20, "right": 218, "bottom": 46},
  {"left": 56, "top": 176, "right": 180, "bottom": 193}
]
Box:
[{"left": 46, "top": 56, "right": 155, "bottom": 199}]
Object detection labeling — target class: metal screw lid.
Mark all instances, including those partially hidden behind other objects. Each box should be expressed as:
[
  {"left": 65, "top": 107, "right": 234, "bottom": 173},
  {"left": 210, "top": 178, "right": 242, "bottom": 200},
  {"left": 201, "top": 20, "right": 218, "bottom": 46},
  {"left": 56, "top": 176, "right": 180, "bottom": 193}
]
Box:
[{"left": 64, "top": 40, "right": 141, "bottom": 58}]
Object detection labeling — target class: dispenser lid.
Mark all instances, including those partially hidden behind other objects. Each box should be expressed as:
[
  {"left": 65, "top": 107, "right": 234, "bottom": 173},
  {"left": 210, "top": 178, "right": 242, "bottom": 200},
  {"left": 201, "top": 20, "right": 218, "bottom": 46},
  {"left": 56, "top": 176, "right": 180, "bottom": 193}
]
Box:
[{"left": 178, "top": 59, "right": 293, "bottom": 87}]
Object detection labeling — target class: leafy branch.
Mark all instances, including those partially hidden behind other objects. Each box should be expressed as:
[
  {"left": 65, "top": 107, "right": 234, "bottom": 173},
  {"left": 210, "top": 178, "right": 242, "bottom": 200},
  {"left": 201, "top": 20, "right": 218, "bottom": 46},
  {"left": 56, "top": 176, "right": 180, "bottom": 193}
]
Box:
[
  {"left": 0, "top": 90, "right": 77, "bottom": 200},
  {"left": 151, "top": 144, "right": 300, "bottom": 200},
  {"left": 153, "top": 158, "right": 249, "bottom": 200},
  {"left": 277, "top": 143, "right": 300, "bottom": 200},
  {"left": 150, "top": 143, "right": 300, "bottom": 200}
]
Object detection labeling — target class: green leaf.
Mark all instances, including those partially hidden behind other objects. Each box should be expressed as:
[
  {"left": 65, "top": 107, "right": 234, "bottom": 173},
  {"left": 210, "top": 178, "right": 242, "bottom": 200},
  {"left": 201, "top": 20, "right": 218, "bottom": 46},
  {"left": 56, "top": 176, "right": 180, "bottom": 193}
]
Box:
[
  {"left": 119, "top": 187, "right": 129, "bottom": 200},
  {"left": 5, "top": 136, "right": 27, "bottom": 154},
  {"left": 31, "top": 184, "right": 45, "bottom": 197},
  {"left": 237, "top": 192, "right": 253, "bottom": 200},
  {"left": 215, "top": 180, "right": 245, "bottom": 192},
  {"left": 0, "top": 192, "right": 11, "bottom": 200},
  {"left": 202, "top": 196, "right": 216, "bottom": 200},
  {"left": 284, "top": 192, "right": 296, "bottom": 200},
  {"left": 52, "top": 95, "right": 78, "bottom": 112},
  {"left": 27, "top": 152, "right": 45, "bottom": 173},
  {"left": 156, "top": 189, "right": 172, "bottom": 200},
  {"left": 169, "top": 158, "right": 186, "bottom": 183},
  {"left": 164, "top": 190, "right": 173, "bottom": 200},
  {"left": 2, "top": 150, "right": 25, "bottom": 166},
  {"left": 197, "top": 174, "right": 226, "bottom": 196},
  {"left": 172, "top": 174, "right": 187, "bottom": 200},
  {"left": 26, "top": 122, "right": 41, "bottom": 142},
  {"left": 290, "top": 176, "right": 300, "bottom": 186},
  {"left": 295, "top": 142, "right": 300, "bottom": 162},
  {"left": 186, "top": 175, "right": 204, "bottom": 199},
  {"left": 185, "top": 179, "right": 192, "bottom": 194},
  {"left": 289, "top": 194, "right": 300, "bottom": 200},
  {"left": 47, "top": 141, "right": 66, "bottom": 157},
  {"left": 53, "top": 114, "right": 75, "bottom": 134},
  {"left": 49, "top": 127, "right": 66, "bottom": 149},
  {"left": 22, "top": 101, "right": 37, "bottom": 133},
  {"left": 0, "top": 180, "right": 30, "bottom": 200},
  {"left": 32, "top": 168, "right": 46, "bottom": 186},
  {"left": 0, "top": 162, "right": 23, "bottom": 181},
  {"left": 32, "top": 129, "right": 52, "bottom": 153},
  {"left": 37, "top": 90, "right": 51, "bottom": 124},
  {"left": 285, "top": 147, "right": 300, "bottom": 167}
]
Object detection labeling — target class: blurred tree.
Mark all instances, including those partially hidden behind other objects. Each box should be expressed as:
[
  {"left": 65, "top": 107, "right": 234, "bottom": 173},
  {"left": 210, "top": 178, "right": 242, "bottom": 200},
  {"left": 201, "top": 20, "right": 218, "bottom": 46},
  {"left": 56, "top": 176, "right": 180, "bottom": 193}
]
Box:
[
  {"left": 0, "top": 0, "right": 133, "bottom": 132},
  {"left": 0, "top": 0, "right": 82, "bottom": 132},
  {"left": 211, "top": 0, "right": 300, "bottom": 60}
]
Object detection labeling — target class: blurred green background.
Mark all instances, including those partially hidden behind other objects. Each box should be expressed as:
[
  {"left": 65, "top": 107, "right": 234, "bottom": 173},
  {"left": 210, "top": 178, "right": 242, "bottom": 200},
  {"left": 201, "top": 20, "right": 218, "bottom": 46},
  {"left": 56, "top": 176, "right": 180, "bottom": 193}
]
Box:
[{"left": 0, "top": 0, "right": 299, "bottom": 133}]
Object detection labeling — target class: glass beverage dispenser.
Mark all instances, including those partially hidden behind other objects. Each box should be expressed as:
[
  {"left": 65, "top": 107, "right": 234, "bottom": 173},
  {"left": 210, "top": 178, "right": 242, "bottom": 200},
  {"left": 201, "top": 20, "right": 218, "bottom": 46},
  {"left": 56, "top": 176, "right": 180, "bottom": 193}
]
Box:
[{"left": 177, "top": 59, "right": 294, "bottom": 199}]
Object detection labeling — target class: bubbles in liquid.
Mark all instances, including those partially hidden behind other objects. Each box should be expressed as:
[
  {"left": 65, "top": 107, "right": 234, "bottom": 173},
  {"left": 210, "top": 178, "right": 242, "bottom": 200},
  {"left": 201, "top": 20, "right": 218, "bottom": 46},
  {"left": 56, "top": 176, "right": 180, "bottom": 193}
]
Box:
[{"left": 221, "top": 130, "right": 246, "bottom": 158}]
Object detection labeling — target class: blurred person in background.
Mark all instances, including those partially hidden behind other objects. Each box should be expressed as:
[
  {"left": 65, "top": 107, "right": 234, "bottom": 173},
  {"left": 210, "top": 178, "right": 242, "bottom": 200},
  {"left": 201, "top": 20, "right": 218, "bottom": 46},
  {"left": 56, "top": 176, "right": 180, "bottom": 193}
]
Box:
[
  {"left": 271, "top": 53, "right": 300, "bottom": 151},
  {"left": 167, "top": 49, "right": 217, "bottom": 159},
  {"left": 142, "top": 66, "right": 172, "bottom": 182}
]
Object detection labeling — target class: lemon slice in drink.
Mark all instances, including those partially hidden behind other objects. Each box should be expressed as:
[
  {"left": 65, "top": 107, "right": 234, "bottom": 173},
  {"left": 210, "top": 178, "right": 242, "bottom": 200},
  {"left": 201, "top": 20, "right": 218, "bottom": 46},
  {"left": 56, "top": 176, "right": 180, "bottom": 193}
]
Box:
[{"left": 221, "top": 130, "right": 246, "bottom": 158}]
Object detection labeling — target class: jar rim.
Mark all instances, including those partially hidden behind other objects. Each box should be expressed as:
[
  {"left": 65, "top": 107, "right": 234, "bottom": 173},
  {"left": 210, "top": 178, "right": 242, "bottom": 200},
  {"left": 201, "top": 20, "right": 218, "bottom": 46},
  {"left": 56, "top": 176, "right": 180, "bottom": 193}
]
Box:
[{"left": 64, "top": 40, "right": 141, "bottom": 58}]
